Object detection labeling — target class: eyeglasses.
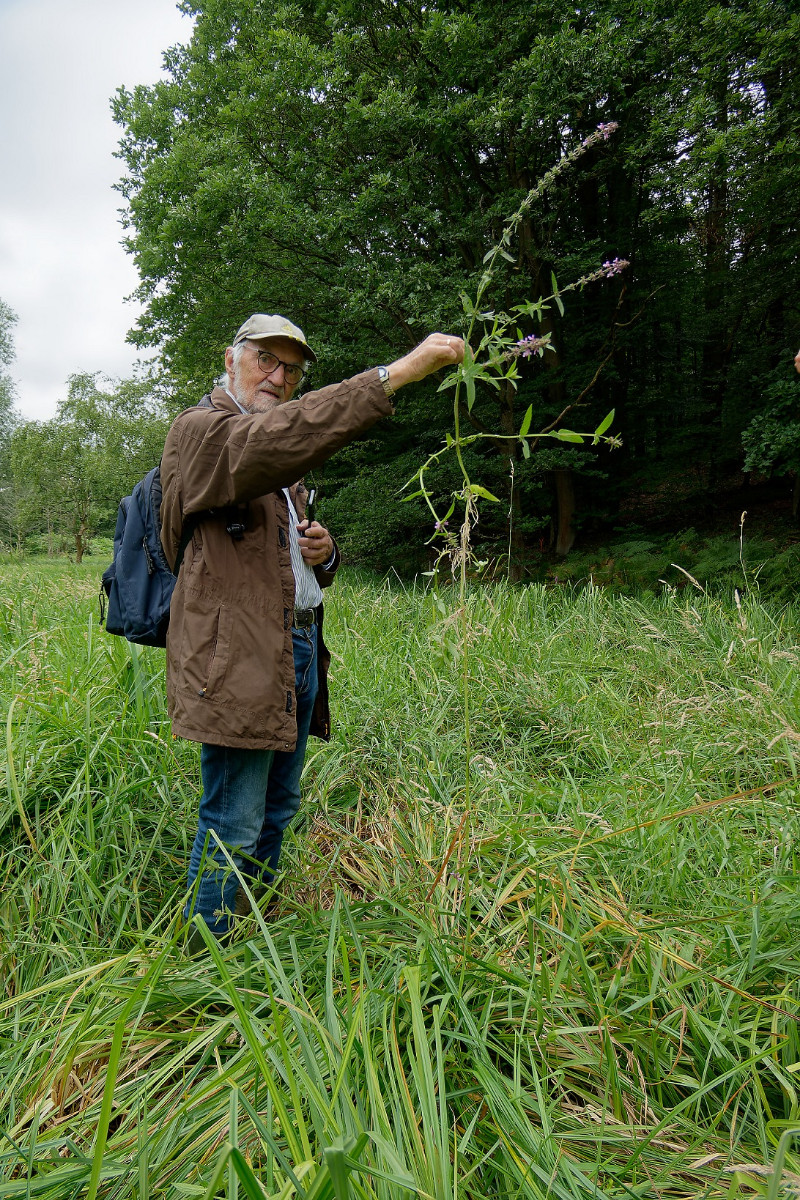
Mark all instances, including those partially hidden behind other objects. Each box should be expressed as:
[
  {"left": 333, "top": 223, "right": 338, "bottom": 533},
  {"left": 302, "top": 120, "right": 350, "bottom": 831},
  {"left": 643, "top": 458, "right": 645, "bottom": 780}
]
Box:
[{"left": 254, "top": 348, "right": 307, "bottom": 386}]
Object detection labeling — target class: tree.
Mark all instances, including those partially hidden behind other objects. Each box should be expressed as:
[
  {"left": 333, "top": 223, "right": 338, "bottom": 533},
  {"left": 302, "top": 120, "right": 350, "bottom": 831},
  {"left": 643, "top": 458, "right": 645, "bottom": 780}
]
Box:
[
  {"left": 0, "top": 298, "right": 17, "bottom": 424},
  {"left": 8, "top": 420, "right": 62, "bottom": 553},
  {"left": 0, "top": 299, "right": 21, "bottom": 548},
  {"left": 112, "top": 0, "right": 800, "bottom": 569},
  {"left": 742, "top": 371, "right": 800, "bottom": 519},
  {"left": 9, "top": 371, "right": 170, "bottom": 560}
]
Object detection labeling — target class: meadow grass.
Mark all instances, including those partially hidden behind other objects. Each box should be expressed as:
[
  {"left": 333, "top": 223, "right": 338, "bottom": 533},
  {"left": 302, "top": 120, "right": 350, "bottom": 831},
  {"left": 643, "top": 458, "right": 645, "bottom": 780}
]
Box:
[{"left": 1, "top": 559, "right": 799, "bottom": 1198}]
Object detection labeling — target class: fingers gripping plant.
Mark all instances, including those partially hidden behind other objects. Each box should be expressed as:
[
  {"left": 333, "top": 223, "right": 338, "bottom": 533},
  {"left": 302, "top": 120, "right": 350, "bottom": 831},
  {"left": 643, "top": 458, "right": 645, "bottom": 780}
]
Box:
[{"left": 407, "top": 126, "right": 628, "bottom": 863}]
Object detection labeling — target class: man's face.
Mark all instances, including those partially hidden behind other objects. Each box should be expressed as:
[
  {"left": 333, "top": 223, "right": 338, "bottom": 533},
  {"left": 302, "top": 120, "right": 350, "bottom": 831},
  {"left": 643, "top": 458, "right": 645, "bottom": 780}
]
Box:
[{"left": 225, "top": 336, "right": 305, "bottom": 411}]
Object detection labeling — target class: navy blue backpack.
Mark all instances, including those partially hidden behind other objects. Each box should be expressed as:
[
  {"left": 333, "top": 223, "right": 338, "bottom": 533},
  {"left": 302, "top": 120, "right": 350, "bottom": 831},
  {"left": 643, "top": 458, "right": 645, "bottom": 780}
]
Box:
[{"left": 100, "top": 465, "right": 198, "bottom": 648}]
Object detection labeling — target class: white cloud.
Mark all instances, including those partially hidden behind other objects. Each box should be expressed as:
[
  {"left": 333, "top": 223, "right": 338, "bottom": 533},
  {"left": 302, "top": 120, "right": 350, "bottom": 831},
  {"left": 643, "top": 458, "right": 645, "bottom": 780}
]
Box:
[{"left": 0, "top": 0, "right": 195, "bottom": 419}]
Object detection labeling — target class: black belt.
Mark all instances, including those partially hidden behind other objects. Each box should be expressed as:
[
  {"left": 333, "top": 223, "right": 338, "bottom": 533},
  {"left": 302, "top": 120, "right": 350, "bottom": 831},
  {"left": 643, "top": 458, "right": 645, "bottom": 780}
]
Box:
[{"left": 293, "top": 607, "right": 317, "bottom": 628}]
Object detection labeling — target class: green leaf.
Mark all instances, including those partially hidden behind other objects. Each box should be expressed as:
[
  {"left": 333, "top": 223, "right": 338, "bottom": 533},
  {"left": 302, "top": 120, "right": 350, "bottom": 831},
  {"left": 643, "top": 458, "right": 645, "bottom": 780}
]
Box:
[
  {"left": 521, "top": 438, "right": 531, "bottom": 459},
  {"left": 550, "top": 270, "right": 559, "bottom": 294},
  {"left": 554, "top": 429, "right": 584, "bottom": 443},
  {"left": 594, "top": 408, "right": 615, "bottom": 437},
  {"left": 465, "top": 373, "right": 476, "bottom": 410},
  {"left": 400, "top": 489, "right": 424, "bottom": 502},
  {"left": 469, "top": 483, "right": 500, "bottom": 502},
  {"left": 86, "top": 1009, "right": 128, "bottom": 1200},
  {"left": 519, "top": 404, "right": 533, "bottom": 438},
  {"left": 228, "top": 1148, "right": 276, "bottom": 1200},
  {"left": 512, "top": 299, "right": 546, "bottom": 320},
  {"left": 323, "top": 1133, "right": 369, "bottom": 1200}
]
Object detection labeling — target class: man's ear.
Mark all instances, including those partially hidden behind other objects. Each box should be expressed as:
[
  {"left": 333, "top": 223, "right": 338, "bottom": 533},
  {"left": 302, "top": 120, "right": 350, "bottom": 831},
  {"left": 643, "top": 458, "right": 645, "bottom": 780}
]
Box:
[{"left": 224, "top": 346, "right": 235, "bottom": 376}]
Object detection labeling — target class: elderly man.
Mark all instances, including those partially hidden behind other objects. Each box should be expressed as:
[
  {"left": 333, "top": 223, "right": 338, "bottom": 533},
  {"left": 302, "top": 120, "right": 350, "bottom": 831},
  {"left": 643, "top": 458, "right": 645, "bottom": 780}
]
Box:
[{"left": 160, "top": 314, "right": 464, "bottom": 940}]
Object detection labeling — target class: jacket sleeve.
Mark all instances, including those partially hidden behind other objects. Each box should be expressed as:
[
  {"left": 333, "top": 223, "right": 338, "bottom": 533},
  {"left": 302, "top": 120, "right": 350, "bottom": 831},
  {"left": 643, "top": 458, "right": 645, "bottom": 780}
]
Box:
[
  {"left": 314, "top": 540, "right": 341, "bottom": 589},
  {"left": 161, "top": 372, "right": 391, "bottom": 565}
]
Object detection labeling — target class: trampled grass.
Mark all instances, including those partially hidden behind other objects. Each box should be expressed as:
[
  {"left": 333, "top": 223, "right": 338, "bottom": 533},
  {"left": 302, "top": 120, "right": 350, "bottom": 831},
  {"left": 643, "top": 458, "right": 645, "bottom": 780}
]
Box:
[{"left": 1, "top": 559, "right": 799, "bottom": 1198}]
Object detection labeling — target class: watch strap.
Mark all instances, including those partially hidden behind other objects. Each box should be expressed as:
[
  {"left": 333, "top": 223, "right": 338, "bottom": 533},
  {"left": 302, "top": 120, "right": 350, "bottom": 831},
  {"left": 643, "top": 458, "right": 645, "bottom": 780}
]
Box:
[{"left": 377, "top": 365, "right": 395, "bottom": 398}]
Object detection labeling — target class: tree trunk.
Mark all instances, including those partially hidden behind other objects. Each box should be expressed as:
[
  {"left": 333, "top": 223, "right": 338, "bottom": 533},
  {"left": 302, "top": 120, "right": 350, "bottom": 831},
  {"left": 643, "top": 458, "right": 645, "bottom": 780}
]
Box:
[
  {"left": 761, "top": 54, "right": 792, "bottom": 369},
  {"left": 553, "top": 470, "right": 576, "bottom": 556},
  {"left": 700, "top": 67, "right": 730, "bottom": 481}
]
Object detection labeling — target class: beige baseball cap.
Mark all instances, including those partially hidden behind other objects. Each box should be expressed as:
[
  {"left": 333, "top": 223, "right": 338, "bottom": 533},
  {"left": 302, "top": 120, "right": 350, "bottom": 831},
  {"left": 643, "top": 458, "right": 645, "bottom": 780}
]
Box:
[{"left": 232, "top": 313, "right": 317, "bottom": 363}]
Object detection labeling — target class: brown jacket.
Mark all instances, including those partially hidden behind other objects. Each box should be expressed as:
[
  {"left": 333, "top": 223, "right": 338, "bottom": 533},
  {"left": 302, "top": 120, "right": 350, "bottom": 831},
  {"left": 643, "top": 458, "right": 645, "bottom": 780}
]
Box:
[{"left": 160, "top": 372, "right": 393, "bottom": 750}]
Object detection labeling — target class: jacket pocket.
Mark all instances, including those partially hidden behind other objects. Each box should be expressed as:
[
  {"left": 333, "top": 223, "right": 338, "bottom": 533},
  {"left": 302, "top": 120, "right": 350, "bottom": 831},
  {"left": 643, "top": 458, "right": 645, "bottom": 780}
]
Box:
[{"left": 202, "top": 604, "right": 233, "bottom": 697}]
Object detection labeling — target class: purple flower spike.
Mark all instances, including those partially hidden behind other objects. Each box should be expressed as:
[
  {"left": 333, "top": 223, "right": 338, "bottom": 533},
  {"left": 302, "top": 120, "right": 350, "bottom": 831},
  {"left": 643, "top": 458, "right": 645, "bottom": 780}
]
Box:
[
  {"left": 601, "top": 257, "right": 630, "bottom": 277},
  {"left": 513, "top": 333, "right": 549, "bottom": 358}
]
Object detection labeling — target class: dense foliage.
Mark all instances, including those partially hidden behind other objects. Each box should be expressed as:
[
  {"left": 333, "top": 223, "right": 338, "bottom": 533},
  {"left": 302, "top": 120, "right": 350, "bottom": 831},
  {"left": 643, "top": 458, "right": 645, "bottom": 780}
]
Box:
[
  {"left": 3, "top": 372, "right": 170, "bottom": 560},
  {"left": 0, "top": 297, "right": 17, "bottom": 432},
  {"left": 0, "top": 298, "right": 20, "bottom": 529},
  {"left": 110, "top": 0, "right": 800, "bottom": 570}
]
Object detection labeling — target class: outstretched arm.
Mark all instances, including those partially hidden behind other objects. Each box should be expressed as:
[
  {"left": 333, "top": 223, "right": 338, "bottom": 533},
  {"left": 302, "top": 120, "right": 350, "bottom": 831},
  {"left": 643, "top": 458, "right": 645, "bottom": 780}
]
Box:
[{"left": 386, "top": 333, "right": 465, "bottom": 392}]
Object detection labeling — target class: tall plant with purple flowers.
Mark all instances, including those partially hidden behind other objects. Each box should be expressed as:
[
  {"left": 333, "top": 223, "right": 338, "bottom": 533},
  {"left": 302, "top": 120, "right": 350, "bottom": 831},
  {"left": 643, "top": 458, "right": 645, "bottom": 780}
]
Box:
[
  {"left": 406, "top": 124, "right": 627, "bottom": 585},
  {"left": 406, "top": 126, "right": 628, "bottom": 831}
]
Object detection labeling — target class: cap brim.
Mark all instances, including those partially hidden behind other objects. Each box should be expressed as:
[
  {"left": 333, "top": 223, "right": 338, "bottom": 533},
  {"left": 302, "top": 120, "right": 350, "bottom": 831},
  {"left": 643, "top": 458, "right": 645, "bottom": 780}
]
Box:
[{"left": 245, "top": 331, "right": 317, "bottom": 363}]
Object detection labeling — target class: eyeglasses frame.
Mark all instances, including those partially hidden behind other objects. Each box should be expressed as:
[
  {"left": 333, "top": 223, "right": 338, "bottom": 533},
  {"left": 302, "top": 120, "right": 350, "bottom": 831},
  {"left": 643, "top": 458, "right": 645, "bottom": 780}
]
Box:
[{"left": 251, "top": 345, "right": 307, "bottom": 387}]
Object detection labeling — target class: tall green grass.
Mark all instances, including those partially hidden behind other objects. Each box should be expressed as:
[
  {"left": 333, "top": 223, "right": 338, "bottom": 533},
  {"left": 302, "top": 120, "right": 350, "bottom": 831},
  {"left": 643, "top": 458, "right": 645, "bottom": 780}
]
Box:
[{"left": 1, "top": 560, "right": 799, "bottom": 1197}]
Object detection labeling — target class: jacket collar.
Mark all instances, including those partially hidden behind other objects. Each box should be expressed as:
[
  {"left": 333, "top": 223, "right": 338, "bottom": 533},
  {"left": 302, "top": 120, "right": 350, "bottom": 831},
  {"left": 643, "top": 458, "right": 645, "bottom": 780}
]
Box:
[{"left": 199, "top": 386, "right": 243, "bottom": 413}]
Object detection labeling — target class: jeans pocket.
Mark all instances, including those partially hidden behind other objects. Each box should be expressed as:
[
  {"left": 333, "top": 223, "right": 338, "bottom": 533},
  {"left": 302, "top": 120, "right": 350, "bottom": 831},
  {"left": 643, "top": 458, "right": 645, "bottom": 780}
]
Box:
[{"left": 293, "top": 628, "right": 317, "bottom": 699}]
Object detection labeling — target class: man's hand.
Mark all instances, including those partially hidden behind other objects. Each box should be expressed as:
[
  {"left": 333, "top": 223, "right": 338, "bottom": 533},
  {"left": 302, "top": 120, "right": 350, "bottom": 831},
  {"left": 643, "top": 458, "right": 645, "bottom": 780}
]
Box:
[
  {"left": 298, "top": 520, "right": 334, "bottom": 565},
  {"left": 387, "top": 333, "right": 465, "bottom": 392},
  {"left": 795, "top": 349, "right": 800, "bottom": 375}
]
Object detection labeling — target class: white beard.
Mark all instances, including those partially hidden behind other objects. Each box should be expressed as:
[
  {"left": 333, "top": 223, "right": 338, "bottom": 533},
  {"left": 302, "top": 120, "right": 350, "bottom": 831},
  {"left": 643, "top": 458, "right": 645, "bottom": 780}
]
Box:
[{"left": 228, "top": 374, "right": 278, "bottom": 414}]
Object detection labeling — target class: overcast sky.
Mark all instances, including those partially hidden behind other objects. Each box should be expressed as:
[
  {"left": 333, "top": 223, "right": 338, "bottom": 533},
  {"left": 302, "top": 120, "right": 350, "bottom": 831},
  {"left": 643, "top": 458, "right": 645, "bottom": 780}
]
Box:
[{"left": 0, "top": 0, "right": 196, "bottom": 421}]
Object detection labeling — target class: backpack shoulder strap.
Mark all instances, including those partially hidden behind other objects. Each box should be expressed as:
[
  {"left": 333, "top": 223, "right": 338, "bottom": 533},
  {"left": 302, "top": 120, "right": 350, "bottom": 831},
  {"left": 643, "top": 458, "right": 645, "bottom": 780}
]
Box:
[{"left": 173, "top": 513, "right": 200, "bottom": 576}]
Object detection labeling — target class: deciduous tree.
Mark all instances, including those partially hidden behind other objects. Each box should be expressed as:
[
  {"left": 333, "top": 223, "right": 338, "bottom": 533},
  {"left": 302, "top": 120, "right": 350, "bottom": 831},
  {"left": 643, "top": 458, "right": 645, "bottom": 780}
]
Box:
[
  {"left": 112, "top": 0, "right": 800, "bottom": 569},
  {"left": 0, "top": 299, "right": 21, "bottom": 548},
  {"left": 9, "top": 372, "right": 169, "bottom": 560}
]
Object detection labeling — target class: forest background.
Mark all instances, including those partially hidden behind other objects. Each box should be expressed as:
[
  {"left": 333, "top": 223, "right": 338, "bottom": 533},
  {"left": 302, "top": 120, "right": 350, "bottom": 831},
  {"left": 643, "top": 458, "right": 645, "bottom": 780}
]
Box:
[{"left": 0, "top": 0, "right": 798, "bottom": 588}]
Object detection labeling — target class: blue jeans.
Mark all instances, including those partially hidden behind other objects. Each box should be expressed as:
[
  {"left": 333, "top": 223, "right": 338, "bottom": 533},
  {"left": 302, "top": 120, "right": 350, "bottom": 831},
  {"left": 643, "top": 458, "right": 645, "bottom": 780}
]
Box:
[{"left": 185, "top": 625, "right": 318, "bottom": 936}]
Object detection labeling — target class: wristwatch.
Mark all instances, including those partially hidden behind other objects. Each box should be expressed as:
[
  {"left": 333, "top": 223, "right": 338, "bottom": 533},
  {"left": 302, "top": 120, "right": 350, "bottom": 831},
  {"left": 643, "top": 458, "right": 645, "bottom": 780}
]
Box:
[{"left": 377, "top": 365, "right": 395, "bottom": 398}]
